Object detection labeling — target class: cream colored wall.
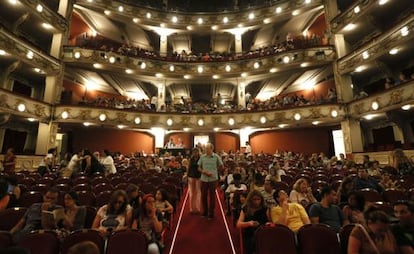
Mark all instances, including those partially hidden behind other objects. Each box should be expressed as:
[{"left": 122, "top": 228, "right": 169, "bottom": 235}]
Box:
[{"left": 0, "top": 155, "right": 44, "bottom": 172}]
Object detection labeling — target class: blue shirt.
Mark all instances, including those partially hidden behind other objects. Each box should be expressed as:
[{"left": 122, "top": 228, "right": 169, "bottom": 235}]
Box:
[{"left": 197, "top": 153, "right": 223, "bottom": 182}]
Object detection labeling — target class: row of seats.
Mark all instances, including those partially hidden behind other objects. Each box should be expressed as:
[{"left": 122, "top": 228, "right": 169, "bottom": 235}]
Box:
[{"left": 0, "top": 229, "right": 147, "bottom": 254}]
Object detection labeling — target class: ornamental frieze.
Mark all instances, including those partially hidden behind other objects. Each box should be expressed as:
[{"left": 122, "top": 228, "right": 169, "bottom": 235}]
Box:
[
  {"left": 309, "top": 108, "right": 322, "bottom": 118},
  {"left": 116, "top": 112, "right": 128, "bottom": 122},
  {"left": 79, "top": 110, "right": 92, "bottom": 120},
  {"left": 389, "top": 90, "right": 403, "bottom": 105},
  {"left": 34, "top": 104, "right": 46, "bottom": 117}
]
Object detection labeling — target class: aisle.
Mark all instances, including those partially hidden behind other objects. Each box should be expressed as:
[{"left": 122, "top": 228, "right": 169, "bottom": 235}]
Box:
[{"left": 164, "top": 189, "right": 238, "bottom": 254}]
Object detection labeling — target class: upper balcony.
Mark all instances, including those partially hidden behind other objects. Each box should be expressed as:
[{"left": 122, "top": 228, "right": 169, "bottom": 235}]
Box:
[{"left": 62, "top": 45, "right": 335, "bottom": 84}]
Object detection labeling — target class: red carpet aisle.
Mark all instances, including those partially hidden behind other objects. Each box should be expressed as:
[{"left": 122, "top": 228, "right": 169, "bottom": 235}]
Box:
[{"left": 163, "top": 188, "right": 241, "bottom": 254}]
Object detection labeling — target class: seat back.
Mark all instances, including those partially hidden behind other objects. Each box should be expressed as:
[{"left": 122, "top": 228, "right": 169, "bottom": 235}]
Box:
[
  {"left": 0, "top": 231, "right": 13, "bottom": 248},
  {"left": 76, "top": 191, "right": 96, "bottom": 207},
  {"left": 18, "top": 191, "right": 43, "bottom": 207},
  {"left": 61, "top": 229, "right": 105, "bottom": 254},
  {"left": 0, "top": 207, "right": 28, "bottom": 231},
  {"left": 106, "top": 230, "right": 147, "bottom": 254},
  {"left": 297, "top": 224, "right": 340, "bottom": 254},
  {"left": 358, "top": 188, "right": 383, "bottom": 203},
  {"left": 17, "top": 230, "right": 60, "bottom": 254},
  {"left": 339, "top": 224, "right": 356, "bottom": 254},
  {"left": 84, "top": 206, "right": 97, "bottom": 228},
  {"left": 255, "top": 225, "right": 297, "bottom": 254}
]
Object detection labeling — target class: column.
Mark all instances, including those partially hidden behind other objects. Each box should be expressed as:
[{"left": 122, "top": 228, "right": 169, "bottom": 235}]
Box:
[
  {"left": 160, "top": 35, "right": 168, "bottom": 57},
  {"left": 332, "top": 33, "right": 353, "bottom": 103},
  {"left": 234, "top": 33, "right": 243, "bottom": 54},
  {"left": 237, "top": 81, "right": 246, "bottom": 108},
  {"left": 35, "top": 122, "right": 58, "bottom": 155},
  {"left": 157, "top": 81, "right": 166, "bottom": 110},
  {"left": 0, "top": 128, "right": 5, "bottom": 152},
  {"left": 147, "top": 128, "right": 165, "bottom": 151},
  {"left": 387, "top": 112, "right": 414, "bottom": 145},
  {"left": 341, "top": 119, "right": 364, "bottom": 155}
]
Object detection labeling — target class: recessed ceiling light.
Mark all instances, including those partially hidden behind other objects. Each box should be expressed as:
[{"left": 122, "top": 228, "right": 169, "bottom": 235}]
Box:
[
  {"left": 212, "top": 75, "right": 219, "bottom": 79},
  {"left": 184, "top": 74, "right": 190, "bottom": 79},
  {"left": 74, "top": 52, "right": 81, "bottom": 59},
  {"left": 401, "top": 26, "right": 409, "bottom": 36},
  {"left": 269, "top": 68, "right": 277, "bottom": 73},
  {"left": 263, "top": 18, "right": 271, "bottom": 24},
  {"left": 223, "top": 17, "right": 228, "bottom": 24},
  {"left": 275, "top": 7, "right": 282, "bottom": 13},
  {"left": 197, "top": 119, "right": 204, "bottom": 126},
  {"left": 253, "top": 62, "right": 260, "bottom": 69},
  {"left": 169, "top": 65, "right": 175, "bottom": 72},
  {"left": 36, "top": 4, "right": 43, "bottom": 12},
  {"left": 228, "top": 118, "right": 235, "bottom": 126},
  {"left": 344, "top": 23, "right": 356, "bottom": 31},
  {"left": 117, "top": 125, "right": 125, "bottom": 129},
  {"left": 401, "top": 105, "right": 411, "bottom": 110},
  {"left": 389, "top": 48, "right": 399, "bottom": 55},
  {"left": 166, "top": 118, "right": 173, "bottom": 126},
  {"left": 27, "top": 118, "right": 36, "bottom": 122},
  {"left": 197, "top": 18, "right": 203, "bottom": 25},
  {"left": 331, "top": 110, "right": 338, "bottom": 117},
  {"left": 109, "top": 56, "right": 116, "bottom": 63},
  {"left": 248, "top": 13, "right": 255, "bottom": 20},
  {"left": 118, "top": 6, "right": 124, "bottom": 12},
  {"left": 294, "top": 113, "right": 301, "bottom": 120},
  {"left": 171, "top": 16, "right": 178, "bottom": 23},
  {"left": 93, "top": 63, "right": 102, "bottom": 68},
  {"left": 134, "top": 117, "right": 141, "bottom": 124},
  {"left": 260, "top": 116, "right": 267, "bottom": 124},
  {"left": 197, "top": 66, "right": 203, "bottom": 73},
  {"left": 312, "top": 121, "right": 320, "bottom": 125},
  {"left": 283, "top": 56, "right": 290, "bottom": 63},
  {"left": 26, "top": 51, "right": 34, "bottom": 59},
  {"left": 83, "top": 122, "right": 91, "bottom": 127},
  {"left": 363, "top": 114, "right": 376, "bottom": 120},
  {"left": 354, "top": 66, "right": 365, "bottom": 72},
  {"left": 225, "top": 65, "right": 231, "bottom": 72},
  {"left": 292, "top": 10, "right": 300, "bottom": 16},
  {"left": 371, "top": 101, "right": 379, "bottom": 110},
  {"left": 140, "top": 62, "right": 146, "bottom": 69},
  {"left": 34, "top": 68, "right": 42, "bottom": 73},
  {"left": 278, "top": 124, "right": 287, "bottom": 128},
  {"left": 362, "top": 51, "right": 369, "bottom": 59},
  {"left": 42, "top": 23, "right": 52, "bottom": 29},
  {"left": 378, "top": 0, "right": 388, "bottom": 5},
  {"left": 146, "top": 12, "right": 151, "bottom": 19},
  {"left": 354, "top": 6, "right": 360, "bottom": 13},
  {"left": 300, "top": 62, "right": 309, "bottom": 67}
]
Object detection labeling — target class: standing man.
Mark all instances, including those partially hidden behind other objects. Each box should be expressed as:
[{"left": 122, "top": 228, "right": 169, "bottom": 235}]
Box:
[{"left": 198, "top": 143, "right": 223, "bottom": 219}]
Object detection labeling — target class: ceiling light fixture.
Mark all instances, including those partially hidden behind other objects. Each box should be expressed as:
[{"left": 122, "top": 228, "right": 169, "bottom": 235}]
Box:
[
  {"left": 197, "top": 119, "right": 204, "bottom": 126},
  {"left": 118, "top": 6, "right": 124, "bottom": 12},
  {"left": 184, "top": 74, "right": 190, "bottom": 79},
  {"left": 146, "top": 12, "right": 151, "bottom": 18},
  {"left": 197, "top": 18, "right": 203, "bottom": 25},
  {"left": 294, "top": 113, "right": 301, "bottom": 120},
  {"left": 109, "top": 56, "right": 116, "bottom": 63},
  {"left": 166, "top": 118, "right": 173, "bottom": 126},
  {"left": 223, "top": 17, "right": 228, "bottom": 24},
  {"left": 278, "top": 124, "right": 287, "bottom": 128},
  {"left": 117, "top": 125, "right": 125, "bottom": 129},
  {"left": 389, "top": 48, "right": 399, "bottom": 55},
  {"left": 17, "top": 103, "right": 26, "bottom": 112},
  {"left": 83, "top": 122, "right": 91, "bottom": 127},
  {"left": 140, "top": 62, "right": 146, "bottom": 69},
  {"left": 275, "top": 7, "right": 282, "bottom": 13},
  {"left": 169, "top": 65, "right": 175, "bottom": 72},
  {"left": 401, "top": 26, "right": 409, "bottom": 36},
  {"left": 362, "top": 51, "right": 369, "bottom": 59},
  {"left": 225, "top": 65, "right": 231, "bottom": 72},
  {"left": 28, "top": 118, "right": 36, "bottom": 122},
  {"left": 134, "top": 117, "right": 141, "bottom": 124},
  {"left": 36, "top": 4, "right": 43, "bottom": 12},
  {"left": 371, "top": 101, "right": 379, "bottom": 110},
  {"left": 253, "top": 62, "right": 260, "bottom": 69},
  {"left": 197, "top": 66, "right": 203, "bottom": 73},
  {"left": 61, "top": 111, "right": 69, "bottom": 119},
  {"left": 99, "top": 113, "right": 106, "bottom": 121},
  {"left": 26, "top": 51, "right": 34, "bottom": 59},
  {"left": 74, "top": 52, "right": 80, "bottom": 59},
  {"left": 228, "top": 118, "right": 235, "bottom": 126},
  {"left": 331, "top": 110, "right": 338, "bottom": 117},
  {"left": 125, "top": 69, "right": 133, "bottom": 74},
  {"left": 401, "top": 105, "right": 411, "bottom": 110},
  {"left": 260, "top": 116, "right": 267, "bottom": 124},
  {"left": 212, "top": 75, "right": 219, "bottom": 79},
  {"left": 248, "top": 13, "right": 255, "bottom": 20},
  {"left": 354, "top": 6, "right": 360, "bottom": 13},
  {"left": 292, "top": 10, "right": 300, "bottom": 16},
  {"left": 269, "top": 68, "right": 277, "bottom": 73},
  {"left": 172, "top": 16, "right": 178, "bottom": 23},
  {"left": 312, "top": 121, "right": 320, "bottom": 125},
  {"left": 93, "top": 63, "right": 102, "bottom": 69}
]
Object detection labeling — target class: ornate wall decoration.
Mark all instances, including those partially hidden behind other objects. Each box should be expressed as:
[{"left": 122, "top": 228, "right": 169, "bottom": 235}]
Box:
[
  {"left": 0, "top": 94, "right": 8, "bottom": 107},
  {"left": 149, "top": 115, "right": 159, "bottom": 125},
  {"left": 242, "top": 114, "right": 253, "bottom": 124},
  {"left": 116, "top": 112, "right": 127, "bottom": 122},
  {"left": 78, "top": 109, "right": 92, "bottom": 120},
  {"left": 273, "top": 112, "right": 286, "bottom": 122},
  {"left": 309, "top": 108, "right": 322, "bottom": 118},
  {"left": 34, "top": 104, "right": 46, "bottom": 117},
  {"left": 353, "top": 103, "right": 364, "bottom": 115},
  {"left": 389, "top": 90, "right": 403, "bottom": 105}
]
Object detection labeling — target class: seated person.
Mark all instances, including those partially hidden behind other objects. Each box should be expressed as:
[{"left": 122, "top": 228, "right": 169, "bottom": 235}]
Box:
[
  {"left": 353, "top": 168, "right": 383, "bottom": 193},
  {"left": 392, "top": 201, "right": 414, "bottom": 254},
  {"left": 309, "top": 186, "right": 348, "bottom": 232},
  {"left": 0, "top": 177, "right": 10, "bottom": 211},
  {"left": 59, "top": 191, "right": 86, "bottom": 231},
  {"left": 132, "top": 194, "right": 163, "bottom": 254},
  {"left": 342, "top": 191, "right": 365, "bottom": 224},
  {"left": 270, "top": 189, "right": 310, "bottom": 233},
  {"left": 225, "top": 173, "right": 248, "bottom": 210},
  {"left": 260, "top": 177, "right": 276, "bottom": 208},
  {"left": 92, "top": 190, "right": 132, "bottom": 235},
  {"left": 289, "top": 178, "right": 317, "bottom": 208},
  {"left": 154, "top": 189, "right": 174, "bottom": 225},
  {"left": 10, "top": 188, "right": 61, "bottom": 242},
  {"left": 236, "top": 190, "right": 268, "bottom": 254}
]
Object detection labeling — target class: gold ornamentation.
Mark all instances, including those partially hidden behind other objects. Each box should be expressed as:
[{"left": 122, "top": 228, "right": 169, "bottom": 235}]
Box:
[
  {"left": 79, "top": 110, "right": 92, "bottom": 120},
  {"left": 34, "top": 104, "right": 46, "bottom": 117},
  {"left": 273, "top": 112, "right": 285, "bottom": 122},
  {"left": 243, "top": 114, "right": 253, "bottom": 123},
  {"left": 353, "top": 103, "right": 364, "bottom": 114},
  {"left": 309, "top": 108, "right": 321, "bottom": 118},
  {"left": 116, "top": 112, "right": 127, "bottom": 122},
  {"left": 0, "top": 94, "right": 8, "bottom": 107},
  {"left": 389, "top": 90, "right": 403, "bottom": 105}
]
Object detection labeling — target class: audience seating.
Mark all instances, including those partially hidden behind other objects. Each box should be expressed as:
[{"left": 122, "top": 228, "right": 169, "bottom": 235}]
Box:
[
  {"left": 383, "top": 189, "right": 406, "bottom": 203},
  {"left": 18, "top": 191, "right": 43, "bottom": 207},
  {"left": 72, "top": 183, "right": 91, "bottom": 192},
  {"left": 61, "top": 229, "right": 105, "bottom": 254},
  {"left": 339, "top": 224, "right": 356, "bottom": 254},
  {"left": 95, "top": 190, "right": 113, "bottom": 207},
  {"left": 297, "top": 224, "right": 341, "bottom": 254},
  {"left": 0, "top": 231, "right": 13, "bottom": 248},
  {"left": 76, "top": 191, "right": 96, "bottom": 207},
  {"left": 358, "top": 188, "right": 383, "bottom": 203},
  {"left": 0, "top": 207, "right": 27, "bottom": 231},
  {"left": 255, "top": 224, "right": 297, "bottom": 254},
  {"left": 29, "top": 183, "right": 49, "bottom": 194},
  {"left": 373, "top": 202, "right": 394, "bottom": 216},
  {"left": 93, "top": 183, "right": 114, "bottom": 195},
  {"left": 84, "top": 206, "right": 97, "bottom": 228},
  {"left": 17, "top": 230, "right": 60, "bottom": 254},
  {"left": 106, "top": 229, "right": 148, "bottom": 254}
]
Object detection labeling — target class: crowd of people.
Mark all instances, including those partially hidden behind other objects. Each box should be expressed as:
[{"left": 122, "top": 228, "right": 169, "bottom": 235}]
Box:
[{"left": 0, "top": 146, "right": 413, "bottom": 254}]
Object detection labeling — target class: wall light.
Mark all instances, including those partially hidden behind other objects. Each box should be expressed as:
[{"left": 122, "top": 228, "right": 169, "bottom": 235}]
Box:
[
  {"left": 225, "top": 65, "right": 231, "bottom": 72},
  {"left": 169, "top": 65, "right": 175, "bottom": 72},
  {"left": 36, "top": 4, "right": 43, "bottom": 12},
  {"left": 371, "top": 101, "right": 379, "bottom": 110},
  {"left": 99, "top": 113, "right": 106, "bottom": 121},
  {"left": 331, "top": 110, "right": 338, "bottom": 117},
  {"left": 197, "top": 119, "right": 204, "bottom": 126},
  {"left": 167, "top": 118, "right": 173, "bottom": 126},
  {"left": 228, "top": 118, "right": 235, "bottom": 126},
  {"left": 61, "top": 111, "right": 69, "bottom": 119},
  {"left": 294, "top": 113, "right": 301, "bottom": 120},
  {"left": 260, "top": 116, "right": 267, "bottom": 124},
  {"left": 17, "top": 103, "right": 26, "bottom": 112},
  {"left": 134, "top": 117, "right": 141, "bottom": 124},
  {"left": 401, "top": 105, "right": 411, "bottom": 110}
]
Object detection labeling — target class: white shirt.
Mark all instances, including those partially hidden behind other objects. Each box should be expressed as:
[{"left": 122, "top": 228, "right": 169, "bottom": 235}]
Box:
[{"left": 102, "top": 155, "right": 116, "bottom": 174}]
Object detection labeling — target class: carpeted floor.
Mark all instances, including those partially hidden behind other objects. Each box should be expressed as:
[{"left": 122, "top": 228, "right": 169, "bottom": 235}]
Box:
[{"left": 163, "top": 188, "right": 241, "bottom": 254}]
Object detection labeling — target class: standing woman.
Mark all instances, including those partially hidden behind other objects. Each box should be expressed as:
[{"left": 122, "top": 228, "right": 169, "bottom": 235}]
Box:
[
  {"left": 81, "top": 149, "right": 104, "bottom": 176},
  {"left": 391, "top": 148, "right": 414, "bottom": 176},
  {"left": 187, "top": 148, "right": 201, "bottom": 214},
  {"left": 2, "top": 148, "right": 16, "bottom": 174},
  {"left": 236, "top": 190, "right": 268, "bottom": 254}
]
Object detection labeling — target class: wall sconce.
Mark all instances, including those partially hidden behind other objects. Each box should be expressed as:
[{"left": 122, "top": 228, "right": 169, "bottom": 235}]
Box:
[
  {"left": 61, "top": 111, "right": 69, "bottom": 119},
  {"left": 228, "top": 118, "right": 235, "bottom": 126},
  {"left": 371, "top": 101, "right": 379, "bottom": 110},
  {"left": 260, "top": 116, "right": 267, "bottom": 124},
  {"left": 197, "top": 119, "right": 204, "bottom": 126},
  {"left": 99, "top": 113, "right": 106, "bottom": 122},
  {"left": 331, "top": 110, "right": 338, "bottom": 118},
  {"left": 134, "top": 117, "right": 141, "bottom": 124},
  {"left": 17, "top": 103, "right": 26, "bottom": 112},
  {"left": 167, "top": 118, "right": 173, "bottom": 126},
  {"left": 294, "top": 113, "right": 301, "bottom": 121}
]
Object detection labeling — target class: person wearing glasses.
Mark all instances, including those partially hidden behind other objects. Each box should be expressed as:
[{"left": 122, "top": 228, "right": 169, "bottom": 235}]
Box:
[
  {"left": 10, "top": 188, "right": 61, "bottom": 242},
  {"left": 92, "top": 190, "right": 132, "bottom": 235}
]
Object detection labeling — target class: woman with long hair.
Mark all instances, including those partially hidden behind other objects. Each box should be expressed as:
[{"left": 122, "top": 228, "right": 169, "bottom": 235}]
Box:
[
  {"left": 289, "top": 178, "right": 317, "bottom": 207},
  {"left": 2, "top": 148, "right": 16, "bottom": 174},
  {"left": 187, "top": 148, "right": 201, "bottom": 214},
  {"left": 92, "top": 190, "right": 132, "bottom": 235},
  {"left": 236, "top": 190, "right": 268, "bottom": 254},
  {"left": 60, "top": 191, "right": 86, "bottom": 231},
  {"left": 391, "top": 148, "right": 414, "bottom": 176},
  {"left": 132, "top": 194, "right": 163, "bottom": 254}
]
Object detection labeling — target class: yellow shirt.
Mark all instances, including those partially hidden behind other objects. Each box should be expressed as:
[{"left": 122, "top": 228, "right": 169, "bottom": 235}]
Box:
[{"left": 270, "top": 203, "right": 309, "bottom": 232}]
